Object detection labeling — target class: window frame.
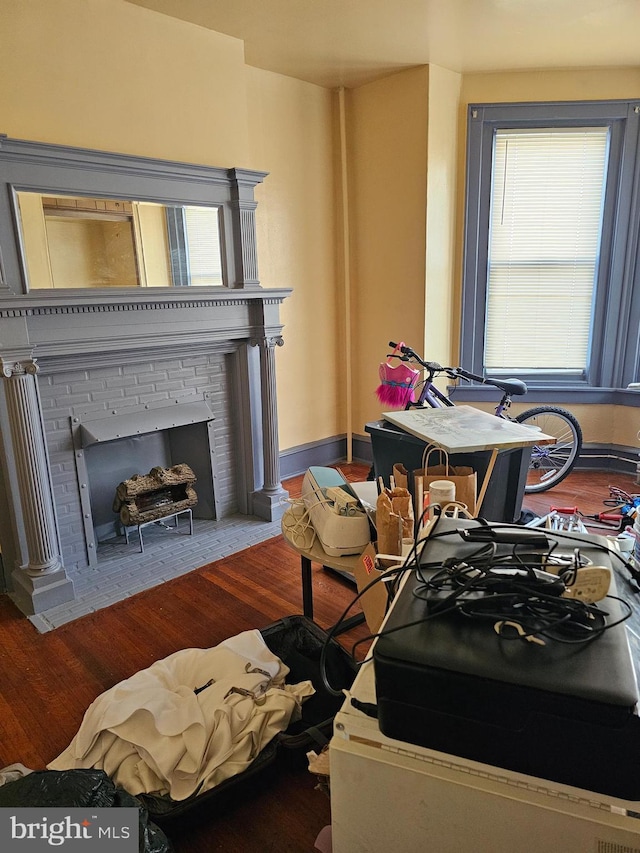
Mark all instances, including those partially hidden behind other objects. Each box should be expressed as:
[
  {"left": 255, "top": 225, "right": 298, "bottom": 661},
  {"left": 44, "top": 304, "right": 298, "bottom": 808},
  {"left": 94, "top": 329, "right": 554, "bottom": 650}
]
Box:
[{"left": 461, "top": 99, "right": 640, "bottom": 395}]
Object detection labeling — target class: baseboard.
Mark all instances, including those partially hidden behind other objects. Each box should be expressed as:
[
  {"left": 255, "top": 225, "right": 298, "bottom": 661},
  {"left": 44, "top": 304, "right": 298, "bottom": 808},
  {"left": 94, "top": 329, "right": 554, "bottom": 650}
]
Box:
[
  {"left": 278, "top": 436, "right": 638, "bottom": 481},
  {"left": 279, "top": 434, "right": 372, "bottom": 479},
  {"left": 278, "top": 435, "right": 638, "bottom": 481},
  {"left": 576, "top": 444, "right": 639, "bottom": 477},
  {"left": 351, "top": 434, "right": 373, "bottom": 465}
]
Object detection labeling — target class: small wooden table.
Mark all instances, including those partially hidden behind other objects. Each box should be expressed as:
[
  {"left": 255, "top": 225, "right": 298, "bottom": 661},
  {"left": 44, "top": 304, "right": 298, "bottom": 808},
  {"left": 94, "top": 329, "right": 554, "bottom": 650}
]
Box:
[{"left": 281, "top": 506, "right": 366, "bottom": 634}]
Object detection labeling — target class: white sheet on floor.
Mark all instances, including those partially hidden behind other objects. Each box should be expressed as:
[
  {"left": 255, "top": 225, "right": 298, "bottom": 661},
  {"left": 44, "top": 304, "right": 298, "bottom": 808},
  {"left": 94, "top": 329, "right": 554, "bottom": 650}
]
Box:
[{"left": 48, "top": 630, "right": 315, "bottom": 801}]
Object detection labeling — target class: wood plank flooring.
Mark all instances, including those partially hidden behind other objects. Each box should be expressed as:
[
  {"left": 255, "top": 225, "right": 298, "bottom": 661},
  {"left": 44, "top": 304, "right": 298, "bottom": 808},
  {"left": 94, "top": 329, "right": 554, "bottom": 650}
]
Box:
[{"left": 0, "top": 463, "right": 638, "bottom": 852}]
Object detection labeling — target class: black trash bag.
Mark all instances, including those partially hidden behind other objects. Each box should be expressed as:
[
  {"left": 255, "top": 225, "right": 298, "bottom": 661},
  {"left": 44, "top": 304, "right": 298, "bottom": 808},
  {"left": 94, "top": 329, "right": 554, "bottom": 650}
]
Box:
[{"left": 0, "top": 769, "right": 173, "bottom": 853}]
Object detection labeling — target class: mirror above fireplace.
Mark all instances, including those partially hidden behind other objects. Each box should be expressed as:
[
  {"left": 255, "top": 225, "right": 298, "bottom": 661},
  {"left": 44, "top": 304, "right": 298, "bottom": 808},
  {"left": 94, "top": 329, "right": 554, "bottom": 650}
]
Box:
[
  {"left": 17, "top": 191, "right": 225, "bottom": 290},
  {"left": 0, "top": 134, "right": 267, "bottom": 295}
]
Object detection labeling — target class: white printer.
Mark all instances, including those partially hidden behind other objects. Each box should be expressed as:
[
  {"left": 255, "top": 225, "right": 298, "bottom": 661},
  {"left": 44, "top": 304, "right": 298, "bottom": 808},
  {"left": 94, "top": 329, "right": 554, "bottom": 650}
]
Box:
[{"left": 301, "top": 466, "right": 371, "bottom": 557}]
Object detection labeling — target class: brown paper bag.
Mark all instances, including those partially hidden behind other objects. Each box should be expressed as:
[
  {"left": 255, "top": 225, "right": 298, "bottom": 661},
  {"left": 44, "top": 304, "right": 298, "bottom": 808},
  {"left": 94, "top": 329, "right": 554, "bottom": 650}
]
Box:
[
  {"left": 392, "top": 463, "right": 409, "bottom": 490},
  {"left": 376, "top": 486, "right": 414, "bottom": 556},
  {"left": 414, "top": 446, "right": 477, "bottom": 518}
]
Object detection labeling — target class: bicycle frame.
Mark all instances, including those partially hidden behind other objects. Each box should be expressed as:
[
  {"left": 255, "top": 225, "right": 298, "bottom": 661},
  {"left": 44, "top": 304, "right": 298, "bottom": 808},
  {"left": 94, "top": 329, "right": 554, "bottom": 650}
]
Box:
[{"left": 408, "top": 360, "right": 515, "bottom": 418}]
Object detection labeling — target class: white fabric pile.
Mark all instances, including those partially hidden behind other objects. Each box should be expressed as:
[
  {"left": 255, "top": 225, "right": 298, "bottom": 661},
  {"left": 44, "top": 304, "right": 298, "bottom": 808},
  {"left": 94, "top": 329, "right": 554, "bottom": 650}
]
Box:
[{"left": 48, "top": 630, "right": 315, "bottom": 801}]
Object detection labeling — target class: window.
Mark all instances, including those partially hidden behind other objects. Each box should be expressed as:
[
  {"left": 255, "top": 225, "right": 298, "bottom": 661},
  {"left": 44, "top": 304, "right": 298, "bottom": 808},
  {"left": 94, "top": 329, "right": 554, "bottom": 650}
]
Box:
[
  {"left": 462, "top": 100, "right": 640, "bottom": 391},
  {"left": 486, "top": 128, "right": 608, "bottom": 372},
  {"left": 166, "top": 204, "right": 224, "bottom": 287},
  {"left": 182, "top": 206, "right": 224, "bottom": 286}
]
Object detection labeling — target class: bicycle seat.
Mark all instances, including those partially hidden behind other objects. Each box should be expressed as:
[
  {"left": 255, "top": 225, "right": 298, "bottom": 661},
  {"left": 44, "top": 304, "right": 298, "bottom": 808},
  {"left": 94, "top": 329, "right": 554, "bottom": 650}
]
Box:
[{"left": 486, "top": 377, "right": 528, "bottom": 396}]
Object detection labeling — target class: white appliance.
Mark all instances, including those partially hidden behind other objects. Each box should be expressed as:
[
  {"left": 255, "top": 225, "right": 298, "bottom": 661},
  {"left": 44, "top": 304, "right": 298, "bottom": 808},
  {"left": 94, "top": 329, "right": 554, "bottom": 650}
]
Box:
[
  {"left": 330, "top": 658, "right": 640, "bottom": 853},
  {"left": 301, "top": 466, "right": 370, "bottom": 557}
]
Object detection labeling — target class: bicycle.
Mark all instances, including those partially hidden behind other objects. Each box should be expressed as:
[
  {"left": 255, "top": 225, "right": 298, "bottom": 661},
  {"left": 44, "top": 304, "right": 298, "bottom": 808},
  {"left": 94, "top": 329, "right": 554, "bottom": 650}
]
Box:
[{"left": 383, "top": 341, "right": 582, "bottom": 494}]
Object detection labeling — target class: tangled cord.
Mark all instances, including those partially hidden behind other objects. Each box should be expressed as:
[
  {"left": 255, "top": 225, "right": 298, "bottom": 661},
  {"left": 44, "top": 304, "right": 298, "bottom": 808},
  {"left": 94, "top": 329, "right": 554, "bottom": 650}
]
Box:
[
  {"left": 605, "top": 486, "right": 640, "bottom": 507},
  {"left": 412, "top": 541, "right": 631, "bottom": 645},
  {"left": 280, "top": 498, "right": 319, "bottom": 549}
]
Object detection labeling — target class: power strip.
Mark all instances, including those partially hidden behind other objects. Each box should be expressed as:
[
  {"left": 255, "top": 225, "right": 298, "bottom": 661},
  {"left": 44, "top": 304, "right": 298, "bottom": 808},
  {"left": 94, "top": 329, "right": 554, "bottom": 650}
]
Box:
[{"left": 562, "top": 566, "right": 611, "bottom": 603}]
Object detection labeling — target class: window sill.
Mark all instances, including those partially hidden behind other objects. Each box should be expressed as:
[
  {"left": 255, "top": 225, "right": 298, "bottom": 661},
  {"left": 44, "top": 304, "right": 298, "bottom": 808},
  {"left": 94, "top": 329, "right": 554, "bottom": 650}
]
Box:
[{"left": 449, "top": 385, "right": 640, "bottom": 407}]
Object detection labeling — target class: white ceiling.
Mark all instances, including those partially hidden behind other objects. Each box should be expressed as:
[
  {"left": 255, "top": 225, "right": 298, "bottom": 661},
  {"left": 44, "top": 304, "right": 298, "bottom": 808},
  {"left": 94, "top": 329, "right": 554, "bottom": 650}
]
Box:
[{"left": 127, "top": 0, "right": 640, "bottom": 89}]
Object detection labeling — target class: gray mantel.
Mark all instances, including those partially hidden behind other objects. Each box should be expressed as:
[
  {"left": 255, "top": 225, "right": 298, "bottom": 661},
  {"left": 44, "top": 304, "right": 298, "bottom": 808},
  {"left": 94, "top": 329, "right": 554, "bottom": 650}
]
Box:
[{"left": 0, "top": 137, "right": 292, "bottom": 615}]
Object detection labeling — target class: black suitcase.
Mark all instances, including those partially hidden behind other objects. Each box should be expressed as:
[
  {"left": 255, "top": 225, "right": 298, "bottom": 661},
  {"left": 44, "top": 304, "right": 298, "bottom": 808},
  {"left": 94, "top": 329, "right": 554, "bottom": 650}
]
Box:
[{"left": 139, "top": 614, "right": 357, "bottom": 826}]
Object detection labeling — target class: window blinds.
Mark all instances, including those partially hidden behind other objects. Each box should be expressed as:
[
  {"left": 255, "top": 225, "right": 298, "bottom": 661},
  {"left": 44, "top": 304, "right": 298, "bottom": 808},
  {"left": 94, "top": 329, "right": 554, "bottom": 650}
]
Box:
[
  {"left": 485, "top": 127, "right": 609, "bottom": 372},
  {"left": 184, "top": 206, "right": 223, "bottom": 286}
]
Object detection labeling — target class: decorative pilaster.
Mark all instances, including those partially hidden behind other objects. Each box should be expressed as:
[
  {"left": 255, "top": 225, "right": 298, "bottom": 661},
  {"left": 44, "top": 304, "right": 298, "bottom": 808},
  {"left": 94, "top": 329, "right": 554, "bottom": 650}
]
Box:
[
  {"left": 230, "top": 200, "right": 260, "bottom": 288},
  {"left": 229, "top": 168, "right": 268, "bottom": 289},
  {"left": 251, "top": 335, "right": 288, "bottom": 521},
  {"left": 1, "top": 357, "right": 74, "bottom": 614}
]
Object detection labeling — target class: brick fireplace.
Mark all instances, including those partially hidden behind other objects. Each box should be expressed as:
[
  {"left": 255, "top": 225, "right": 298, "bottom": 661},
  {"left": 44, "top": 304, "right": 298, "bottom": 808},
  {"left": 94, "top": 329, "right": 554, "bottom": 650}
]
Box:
[
  {"left": 0, "top": 136, "right": 291, "bottom": 616},
  {"left": 0, "top": 290, "right": 291, "bottom": 616}
]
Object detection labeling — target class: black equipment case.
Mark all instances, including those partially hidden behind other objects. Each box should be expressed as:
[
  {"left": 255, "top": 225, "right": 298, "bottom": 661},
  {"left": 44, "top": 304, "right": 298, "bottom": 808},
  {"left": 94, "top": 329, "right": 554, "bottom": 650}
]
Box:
[
  {"left": 139, "top": 614, "right": 357, "bottom": 826},
  {"left": 373, "top": 519, "right": 640, "bottom": 801}
]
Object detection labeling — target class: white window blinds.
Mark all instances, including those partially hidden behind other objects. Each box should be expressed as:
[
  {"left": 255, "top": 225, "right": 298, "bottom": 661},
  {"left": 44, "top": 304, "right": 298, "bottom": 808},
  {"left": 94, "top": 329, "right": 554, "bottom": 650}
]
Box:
[
  {"left": 485, "top": 127, "right": 609, "bottom": 372},
  {"left": 184, "top": 205, "right": 223, "bottom": 286}
]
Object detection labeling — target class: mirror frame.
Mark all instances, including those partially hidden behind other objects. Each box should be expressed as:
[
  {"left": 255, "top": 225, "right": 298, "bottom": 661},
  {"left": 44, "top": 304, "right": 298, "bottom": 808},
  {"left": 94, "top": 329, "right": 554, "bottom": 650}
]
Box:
[{"left": 0, "top": 135, "right": 267, "bottom": 296}]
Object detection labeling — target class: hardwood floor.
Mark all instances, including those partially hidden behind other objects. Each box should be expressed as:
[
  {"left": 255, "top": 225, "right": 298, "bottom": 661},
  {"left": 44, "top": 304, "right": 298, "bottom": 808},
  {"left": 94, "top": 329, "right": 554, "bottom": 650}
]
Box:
[
  {"left": 520, "top": 467, "right": 639, "bottom": 527},
  {"left": 0, "top": 462, "right": 638, "bottom": 852}
]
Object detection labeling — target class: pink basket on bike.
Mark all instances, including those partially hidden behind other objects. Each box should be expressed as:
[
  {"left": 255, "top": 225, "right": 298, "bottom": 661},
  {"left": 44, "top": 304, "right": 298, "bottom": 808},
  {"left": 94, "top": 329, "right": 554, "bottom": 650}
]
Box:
[{"left": 376, "top": 342, "right": 420, "bottom": 408}]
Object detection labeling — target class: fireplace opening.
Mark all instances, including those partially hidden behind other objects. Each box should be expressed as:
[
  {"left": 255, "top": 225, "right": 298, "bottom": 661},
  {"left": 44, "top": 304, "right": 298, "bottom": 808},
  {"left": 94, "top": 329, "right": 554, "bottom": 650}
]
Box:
[{"left": 74, "top": 402, "right": 218, "bottom": 565}]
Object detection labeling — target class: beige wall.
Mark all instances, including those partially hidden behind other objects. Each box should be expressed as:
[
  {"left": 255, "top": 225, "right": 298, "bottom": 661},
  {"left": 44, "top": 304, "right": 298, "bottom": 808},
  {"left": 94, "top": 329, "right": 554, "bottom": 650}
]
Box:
[
  {"left": 246, "top": 67, "right": 341, "bottom": 450},
  {"left": 1, "top": 1, "right": 639, "bottom": 461},
  {"left": 425, "top": 64, "right": 462, "bottom": 369},
  {"left": 347, "top": 67, "right": 431, "bottom": 438},
  {"left": 461, "top": 68, "right": 640, "bottom": 106},
  {"left": 346, "top": 64, "right": 464, "bottom": 437},
  {"left": 0, "top": 0, "right": 250, "bottom": 167}
]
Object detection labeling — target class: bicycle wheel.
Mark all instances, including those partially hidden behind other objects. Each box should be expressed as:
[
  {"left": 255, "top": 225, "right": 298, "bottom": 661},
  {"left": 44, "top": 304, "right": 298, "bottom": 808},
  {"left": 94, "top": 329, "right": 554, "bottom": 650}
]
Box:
[{"left": 515, "top": 406, "right": 582, "bottom": 493}]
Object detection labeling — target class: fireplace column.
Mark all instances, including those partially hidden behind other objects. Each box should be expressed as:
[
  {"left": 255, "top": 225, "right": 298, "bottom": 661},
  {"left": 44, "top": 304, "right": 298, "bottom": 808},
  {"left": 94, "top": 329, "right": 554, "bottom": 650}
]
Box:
[
  {"left": 0, "top": 357, "right": 75, "bottom": 614},
  {"left": 252, "top": 335, "right": 288, "bottom": 521}
]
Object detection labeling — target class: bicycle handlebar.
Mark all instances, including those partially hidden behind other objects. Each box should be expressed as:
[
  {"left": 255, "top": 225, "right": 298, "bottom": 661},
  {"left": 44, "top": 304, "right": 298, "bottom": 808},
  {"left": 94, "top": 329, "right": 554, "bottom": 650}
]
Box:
[
  {"left": 388, "top": 341, "right": 450, "bottom": 375},
  {"left": 453, "top": 366, "right": 488, "bottom": 384},
  {"left": 388, "top": 341, "right": 484, "bottom": 382},
  {"left": 387, "top": 341, "right": 524, "bottom": 394}
]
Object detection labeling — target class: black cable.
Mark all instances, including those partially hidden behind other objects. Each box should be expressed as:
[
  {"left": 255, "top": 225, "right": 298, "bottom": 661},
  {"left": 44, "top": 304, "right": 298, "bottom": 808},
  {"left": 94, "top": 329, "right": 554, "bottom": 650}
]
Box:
[
  {"left": 350, "top": 697, "right": 378, "bottom": 718},
  {"left": 407, "top": 528, "right": 630, "bottom": 645},
  {"left": 456, "top": 590, "right": 608, "bottom": 645},
  {"left": 317, "top": 514, "right": 463, "bottom": 695},
  {"left": 318, "top": 559, "right": 413, "bottom": 696}
]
